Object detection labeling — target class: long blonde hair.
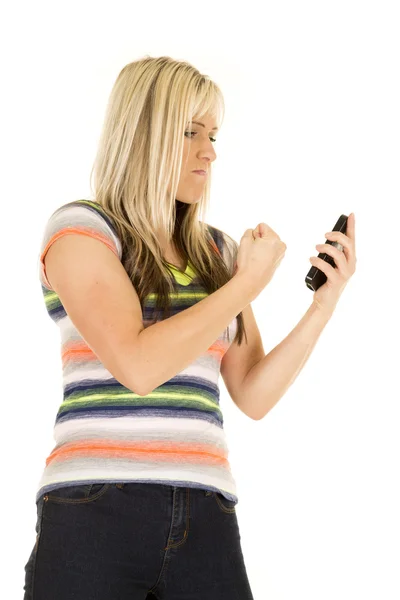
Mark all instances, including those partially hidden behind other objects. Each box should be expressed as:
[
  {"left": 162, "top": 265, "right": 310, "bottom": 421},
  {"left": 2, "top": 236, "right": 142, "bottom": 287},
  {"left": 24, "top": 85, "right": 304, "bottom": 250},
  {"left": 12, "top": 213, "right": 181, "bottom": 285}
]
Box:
[{"left": 89, "top": 55, "right": 247, "bottom": 345}]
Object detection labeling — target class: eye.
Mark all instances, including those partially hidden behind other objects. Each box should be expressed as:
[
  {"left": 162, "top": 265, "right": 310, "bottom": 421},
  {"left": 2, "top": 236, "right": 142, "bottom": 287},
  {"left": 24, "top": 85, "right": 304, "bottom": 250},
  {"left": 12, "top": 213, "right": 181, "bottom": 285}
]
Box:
[{"left": 185, "top": 131, "right": 217, "bottom": 143}]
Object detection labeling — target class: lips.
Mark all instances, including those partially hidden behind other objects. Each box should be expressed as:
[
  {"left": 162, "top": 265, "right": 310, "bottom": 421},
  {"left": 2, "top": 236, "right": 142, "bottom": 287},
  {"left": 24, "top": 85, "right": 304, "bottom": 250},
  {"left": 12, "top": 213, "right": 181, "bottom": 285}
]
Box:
[{"left": 192, "top": 170, "right": 207, "bottom": 176}]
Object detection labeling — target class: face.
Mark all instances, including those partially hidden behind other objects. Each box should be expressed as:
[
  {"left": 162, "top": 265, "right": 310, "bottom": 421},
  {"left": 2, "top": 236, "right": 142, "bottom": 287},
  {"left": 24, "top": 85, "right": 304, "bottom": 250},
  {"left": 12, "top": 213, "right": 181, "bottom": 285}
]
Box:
[{"left": 174, "top": 113, "right": 218, "bottom": 204}]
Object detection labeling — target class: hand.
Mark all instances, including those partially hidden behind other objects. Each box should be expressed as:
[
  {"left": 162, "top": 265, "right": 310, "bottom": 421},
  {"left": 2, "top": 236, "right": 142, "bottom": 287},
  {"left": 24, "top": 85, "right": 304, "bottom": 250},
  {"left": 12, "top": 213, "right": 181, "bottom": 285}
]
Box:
[
  {"left": 310, "top": 213, "right": 357, "bottom": 315},
  {"left": 235, "top": 222, "right": 286, "bottom": 302}
]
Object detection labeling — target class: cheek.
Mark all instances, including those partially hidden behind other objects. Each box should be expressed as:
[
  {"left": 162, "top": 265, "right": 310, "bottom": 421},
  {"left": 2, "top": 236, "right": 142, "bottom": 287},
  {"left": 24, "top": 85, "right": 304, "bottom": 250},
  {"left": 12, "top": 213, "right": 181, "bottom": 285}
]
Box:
[
  {"left": 180, "top": 146, "right": 192, "bottom": 171},
  {"left": 182, "top": 141, "right": 191, "bottom": 160}
]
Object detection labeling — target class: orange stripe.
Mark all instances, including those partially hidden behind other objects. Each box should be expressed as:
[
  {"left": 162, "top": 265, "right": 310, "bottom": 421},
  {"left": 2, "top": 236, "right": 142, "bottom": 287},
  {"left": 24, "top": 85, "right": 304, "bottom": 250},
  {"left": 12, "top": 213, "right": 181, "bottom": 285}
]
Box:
[
  {"left": 40, "top": 227, "right": 118, "bottom": 288},
  {"left": 60, "top": 333, "right": 227, "bottom": 365},
  {"left": 61, "top": 341, "right": 98, "bottom": 364},
  {"left": 209, "top": 238, "right": 222, "bottom": 257},
  {"left": 207, "top": 339, "right": 228, "bottom": 360},
  {"left": 46, "top": 440, "right": 229, "bottom": 467}
]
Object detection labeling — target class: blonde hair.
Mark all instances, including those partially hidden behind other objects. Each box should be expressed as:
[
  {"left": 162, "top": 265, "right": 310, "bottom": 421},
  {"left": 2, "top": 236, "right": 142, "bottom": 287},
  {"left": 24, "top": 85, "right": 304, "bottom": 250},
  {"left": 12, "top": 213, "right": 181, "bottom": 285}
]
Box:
[{"left": 89, "top": 55, "right": 246, "bottom": 345}]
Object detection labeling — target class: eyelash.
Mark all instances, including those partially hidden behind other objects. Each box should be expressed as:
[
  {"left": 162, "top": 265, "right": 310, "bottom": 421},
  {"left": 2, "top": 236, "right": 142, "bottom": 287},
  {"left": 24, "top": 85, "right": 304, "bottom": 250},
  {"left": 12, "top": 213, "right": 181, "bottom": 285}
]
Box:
[{"left": 185, "top": 131, "right": 217, "bottom": 143}]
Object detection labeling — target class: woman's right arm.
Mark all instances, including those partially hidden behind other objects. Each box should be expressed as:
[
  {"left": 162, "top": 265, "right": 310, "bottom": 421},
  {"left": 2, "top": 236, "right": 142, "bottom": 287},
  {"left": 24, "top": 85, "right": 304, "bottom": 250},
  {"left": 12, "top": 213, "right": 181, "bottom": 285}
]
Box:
[
  {"left": 43, "top": 233, "right": 253, "bottom": 396},
  {"left": 134, "top": 273, "right": 253, "bottom": 395}
]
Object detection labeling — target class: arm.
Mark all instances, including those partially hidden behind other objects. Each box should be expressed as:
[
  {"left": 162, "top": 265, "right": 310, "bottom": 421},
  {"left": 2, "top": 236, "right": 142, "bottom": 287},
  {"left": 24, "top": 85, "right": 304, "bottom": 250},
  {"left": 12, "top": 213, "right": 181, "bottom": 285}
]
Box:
[
  {"left": 237, "top": 302, "right": 334, "bottom": 420},
  {"left": 133, "top": 273, "right": 253, "bottom": 395}
]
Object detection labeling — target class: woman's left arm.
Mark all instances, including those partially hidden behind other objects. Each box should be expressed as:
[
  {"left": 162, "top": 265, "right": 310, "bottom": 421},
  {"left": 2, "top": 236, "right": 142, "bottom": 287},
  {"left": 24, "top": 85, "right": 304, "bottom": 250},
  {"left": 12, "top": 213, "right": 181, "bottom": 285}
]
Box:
[
  {"left": 240, "top": 302, "right": 334, "bottom": 420},
  {"left": 241, "top": 213, "right": 357, "bottom": 420}
]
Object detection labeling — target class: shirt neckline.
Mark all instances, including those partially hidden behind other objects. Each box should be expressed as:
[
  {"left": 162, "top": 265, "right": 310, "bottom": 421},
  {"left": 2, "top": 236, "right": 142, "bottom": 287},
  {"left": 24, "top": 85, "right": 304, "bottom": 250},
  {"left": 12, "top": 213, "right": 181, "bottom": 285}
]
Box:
[
  {"left": 166, "top": 260, "right": 190, "bottom": 274},
  {"left": 166, "top": 260, "right": 196, "bottom": 286}
]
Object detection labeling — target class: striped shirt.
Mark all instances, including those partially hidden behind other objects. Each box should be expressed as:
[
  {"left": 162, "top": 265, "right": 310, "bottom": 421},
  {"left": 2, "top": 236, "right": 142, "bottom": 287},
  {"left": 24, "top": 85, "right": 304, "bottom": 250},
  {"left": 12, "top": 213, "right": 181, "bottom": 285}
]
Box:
[{"left": 36, "top": 199, "right": 240, "bottom": 504}]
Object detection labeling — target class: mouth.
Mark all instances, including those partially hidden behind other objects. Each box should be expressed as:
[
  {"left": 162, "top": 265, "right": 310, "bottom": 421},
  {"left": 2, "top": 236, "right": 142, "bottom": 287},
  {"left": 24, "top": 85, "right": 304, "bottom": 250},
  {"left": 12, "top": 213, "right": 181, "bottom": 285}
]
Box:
[{"left": 192, "top": 170, "right": 207, "bottom": 177}]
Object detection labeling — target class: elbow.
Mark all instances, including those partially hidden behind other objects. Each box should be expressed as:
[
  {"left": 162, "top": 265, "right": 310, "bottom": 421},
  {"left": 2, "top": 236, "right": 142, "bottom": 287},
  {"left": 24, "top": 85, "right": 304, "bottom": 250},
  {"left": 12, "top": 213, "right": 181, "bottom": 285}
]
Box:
[
  {"left": 123, "top": 343, "right": 152, "bottom": 397},
  {"left": 133, "top": 378, "right": 151, "bottom": 397},
  {"left": 128, "top": 360, "right": 157, "bottom": 396},
  {"left": 134, "top": 373, "right": 156, "bottom": 397},
  {"left": 252, "top": 413, "right": 265, "bottom": 421},
  {"left": 250, "top": 407, "right": 270, "bottom": 421},
  {"left": 111, "top": 362, "right": 149, "bottom": 396},
  {"left": 250, "top": 412, "right": 263, "bottom": 421},
  {"left": 117, "top": 368, "right": 150, "bottom": 397},
  {"left": 137, "top": 386, "right": 152, "bottom": 397}
]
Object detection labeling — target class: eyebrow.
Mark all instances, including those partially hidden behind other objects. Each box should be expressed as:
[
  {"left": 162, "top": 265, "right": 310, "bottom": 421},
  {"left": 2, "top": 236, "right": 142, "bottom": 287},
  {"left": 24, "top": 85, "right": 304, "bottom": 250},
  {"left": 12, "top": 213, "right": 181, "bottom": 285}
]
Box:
[{"left": 191, "top": 121, "right": 219, "bottom": 131}]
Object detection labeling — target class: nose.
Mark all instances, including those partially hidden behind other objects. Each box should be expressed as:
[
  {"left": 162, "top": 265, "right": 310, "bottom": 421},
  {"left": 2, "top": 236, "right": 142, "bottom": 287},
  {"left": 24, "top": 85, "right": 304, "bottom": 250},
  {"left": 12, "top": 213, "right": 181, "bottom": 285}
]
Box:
[{"left": 197, "top": 153, "right": 215, "bottom": 166}]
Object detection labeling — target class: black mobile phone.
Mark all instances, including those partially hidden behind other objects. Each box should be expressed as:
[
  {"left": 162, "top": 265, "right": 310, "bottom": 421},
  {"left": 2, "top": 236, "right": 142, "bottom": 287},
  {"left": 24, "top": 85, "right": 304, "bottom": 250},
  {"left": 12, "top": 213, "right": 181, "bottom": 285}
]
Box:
[{"left": 305, "top": 214, "right": 348, "bottom": 292}]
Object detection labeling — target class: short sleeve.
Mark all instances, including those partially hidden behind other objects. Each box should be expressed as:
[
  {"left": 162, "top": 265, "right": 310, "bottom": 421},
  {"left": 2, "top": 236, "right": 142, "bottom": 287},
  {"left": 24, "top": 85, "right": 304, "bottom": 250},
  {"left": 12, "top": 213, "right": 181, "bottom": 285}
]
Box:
[
  {"left": 221, "top": 231, "right": 239, "bottom": 277},
  {"left": 38, "top": 199, "right": 122, "bottom": 292}
]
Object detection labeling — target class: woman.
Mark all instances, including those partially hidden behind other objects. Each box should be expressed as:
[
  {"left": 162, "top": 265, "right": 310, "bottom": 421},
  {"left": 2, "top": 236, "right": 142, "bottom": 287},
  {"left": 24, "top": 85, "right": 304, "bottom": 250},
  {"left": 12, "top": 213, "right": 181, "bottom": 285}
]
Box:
[{"left": 24, "top": 55, "right": 356, "bottom": 599}]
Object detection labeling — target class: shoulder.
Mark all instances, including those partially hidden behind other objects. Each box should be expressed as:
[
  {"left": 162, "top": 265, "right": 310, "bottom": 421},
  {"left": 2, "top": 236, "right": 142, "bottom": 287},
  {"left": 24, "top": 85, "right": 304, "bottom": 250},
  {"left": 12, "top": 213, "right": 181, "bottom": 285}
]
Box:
[
  {"left": 46, "top": 199, "right": 119, "bottom": 233},
  {"left": 41, "top": 199, "right": 121, "bottom": 252},
  {"left": 205, "top": 223, "right": 238, "bottom": 275},
  {"left": 206, "top": 223, "right": 238, "bottom": 251},
  {"left": 38, "top": 199, "right": 122, "bottom": 290}
]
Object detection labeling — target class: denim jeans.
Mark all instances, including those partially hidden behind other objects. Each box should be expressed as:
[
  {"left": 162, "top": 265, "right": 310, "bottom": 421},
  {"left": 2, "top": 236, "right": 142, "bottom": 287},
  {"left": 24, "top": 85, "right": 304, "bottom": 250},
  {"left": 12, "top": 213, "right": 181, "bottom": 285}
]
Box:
[{"left": 23, "top": 482, "right": 254, "bottom": 599}]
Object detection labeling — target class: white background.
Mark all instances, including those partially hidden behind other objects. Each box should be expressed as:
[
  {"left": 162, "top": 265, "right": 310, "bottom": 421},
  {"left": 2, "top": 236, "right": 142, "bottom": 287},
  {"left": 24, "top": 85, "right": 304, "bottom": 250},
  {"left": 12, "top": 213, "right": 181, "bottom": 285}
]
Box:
[{"left": 1, "top": 1, "right": 399, "bottom": 598}]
